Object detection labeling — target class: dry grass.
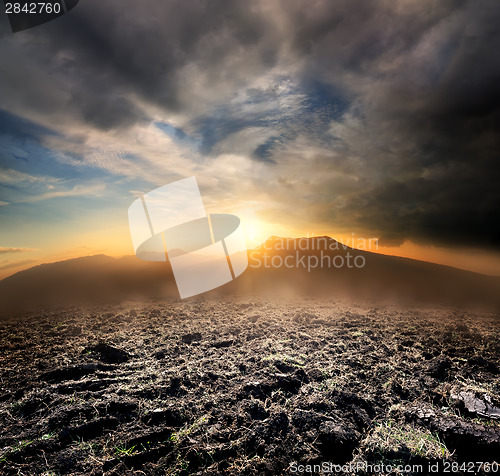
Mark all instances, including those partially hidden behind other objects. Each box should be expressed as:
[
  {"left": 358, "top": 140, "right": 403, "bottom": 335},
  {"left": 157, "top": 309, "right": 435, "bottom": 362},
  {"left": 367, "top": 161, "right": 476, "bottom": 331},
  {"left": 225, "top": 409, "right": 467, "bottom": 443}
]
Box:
[{"left": 361, "top": 420, "right": 451, "bottom": 460}]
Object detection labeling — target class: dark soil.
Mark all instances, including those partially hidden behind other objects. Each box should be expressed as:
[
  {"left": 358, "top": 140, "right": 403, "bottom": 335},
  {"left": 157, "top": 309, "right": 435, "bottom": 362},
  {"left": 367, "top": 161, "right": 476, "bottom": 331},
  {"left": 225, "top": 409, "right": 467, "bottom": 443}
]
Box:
[{"left": 0, "top": 297, "right": 498, "bottom": 475}]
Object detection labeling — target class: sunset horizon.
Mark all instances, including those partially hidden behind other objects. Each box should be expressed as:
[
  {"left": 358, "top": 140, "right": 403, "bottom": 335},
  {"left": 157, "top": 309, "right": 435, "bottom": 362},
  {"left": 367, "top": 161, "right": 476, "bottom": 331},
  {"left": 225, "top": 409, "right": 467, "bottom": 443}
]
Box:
[
  {"left": 2, "top": 228, "right": 500, "bottom": 281},
  {"left": 0, "top": 2, "right": 499, "bottom": 473}
]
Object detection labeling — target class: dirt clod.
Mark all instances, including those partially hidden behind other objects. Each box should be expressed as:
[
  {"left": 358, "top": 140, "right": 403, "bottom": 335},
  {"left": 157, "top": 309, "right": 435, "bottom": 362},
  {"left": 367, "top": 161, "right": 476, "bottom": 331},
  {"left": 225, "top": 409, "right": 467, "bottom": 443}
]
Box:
[{"left": 0, "top": 298, "right": 498, "bottom": 474}]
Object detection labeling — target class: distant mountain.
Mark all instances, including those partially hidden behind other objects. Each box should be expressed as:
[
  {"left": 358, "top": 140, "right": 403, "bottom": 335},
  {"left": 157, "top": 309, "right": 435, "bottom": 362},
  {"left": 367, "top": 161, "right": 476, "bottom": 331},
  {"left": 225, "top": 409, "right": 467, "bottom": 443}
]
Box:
[
  {"left": 0, "top": 254, "right": 178, "bottom": 316},
  {"left": 0, "top": 237, "right": 499, "bottom": 316},
  {"left": 223, "top": 236, "right": 500, "bottom": 307}
]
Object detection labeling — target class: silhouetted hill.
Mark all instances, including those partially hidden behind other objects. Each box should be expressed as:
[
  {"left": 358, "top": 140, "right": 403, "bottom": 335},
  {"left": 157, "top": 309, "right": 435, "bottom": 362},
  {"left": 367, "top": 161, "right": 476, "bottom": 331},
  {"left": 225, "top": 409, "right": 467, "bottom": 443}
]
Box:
[
  {"left": 0, "top": 254, "right": 177, "bottom": 317},
  {"left": 222, "top": 236, "right": 500, "bottom": 307},
  {"left": 1, "top": 237, "right": 499, "bottom": 316}
]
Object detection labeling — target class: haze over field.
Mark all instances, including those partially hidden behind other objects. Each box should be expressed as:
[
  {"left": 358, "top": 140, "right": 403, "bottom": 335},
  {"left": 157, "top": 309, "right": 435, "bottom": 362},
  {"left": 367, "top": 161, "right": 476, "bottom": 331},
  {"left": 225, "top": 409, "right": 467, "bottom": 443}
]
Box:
[
  {"left": 1, "top": 0, "right": 500, "bottom": 279},
  {"left": 1, "top": 4, "right": 499, "bottom": 472},
  {"left": 1, "top": 236, "right": 499, "bottom": 317}
]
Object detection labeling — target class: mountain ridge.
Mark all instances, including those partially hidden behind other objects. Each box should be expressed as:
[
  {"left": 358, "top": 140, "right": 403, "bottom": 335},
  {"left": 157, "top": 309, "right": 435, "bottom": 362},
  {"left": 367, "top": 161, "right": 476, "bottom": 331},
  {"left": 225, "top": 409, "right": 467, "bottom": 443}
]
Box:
[{"left": 1, "top": 236, "right": 499, "bottom": 316}]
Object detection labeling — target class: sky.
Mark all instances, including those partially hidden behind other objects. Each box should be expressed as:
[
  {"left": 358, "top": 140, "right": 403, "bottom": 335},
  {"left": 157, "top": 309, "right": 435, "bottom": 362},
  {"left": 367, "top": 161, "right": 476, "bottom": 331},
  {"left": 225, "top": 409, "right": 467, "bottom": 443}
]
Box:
[{"left": 1, "top": 0, "right": 500, "bottom": 278}]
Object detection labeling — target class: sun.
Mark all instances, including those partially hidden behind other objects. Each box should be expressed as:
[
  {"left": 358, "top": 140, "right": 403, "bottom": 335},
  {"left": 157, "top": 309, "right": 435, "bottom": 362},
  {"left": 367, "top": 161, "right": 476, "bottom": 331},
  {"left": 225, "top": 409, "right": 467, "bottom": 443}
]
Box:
[{"left": 243, "top": 221, "right": 264, "bottom": 246}]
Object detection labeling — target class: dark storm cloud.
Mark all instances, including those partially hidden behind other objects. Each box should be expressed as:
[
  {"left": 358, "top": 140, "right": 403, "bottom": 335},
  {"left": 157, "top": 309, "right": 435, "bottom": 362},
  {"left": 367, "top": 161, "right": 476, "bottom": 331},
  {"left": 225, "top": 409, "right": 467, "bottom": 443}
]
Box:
[
  {"left": 269, "top": 0, "right": 500, "bottom": 249},
  {"left": 341, "top": 1, "right": 500, "bottom": 249},
  {"left": 1, "top": 0, "right": 499, "bottom": 249},
  {"left": 13, "top": 0, "right": 280, "bottom": 126}
]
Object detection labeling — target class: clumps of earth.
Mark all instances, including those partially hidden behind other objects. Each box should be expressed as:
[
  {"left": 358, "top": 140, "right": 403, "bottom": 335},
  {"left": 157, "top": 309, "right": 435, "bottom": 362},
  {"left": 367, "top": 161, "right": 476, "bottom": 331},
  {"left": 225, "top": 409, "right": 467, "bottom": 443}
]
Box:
[{"left": 0, "top": 297, "right": 498, "bottom": 475}]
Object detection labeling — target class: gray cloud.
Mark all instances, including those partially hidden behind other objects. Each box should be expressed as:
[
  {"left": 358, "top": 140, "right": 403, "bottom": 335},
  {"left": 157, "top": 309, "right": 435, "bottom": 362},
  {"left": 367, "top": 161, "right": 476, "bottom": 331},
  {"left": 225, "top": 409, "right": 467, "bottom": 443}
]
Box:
[
  {"left": 0, "top": 0, "right": 499, "bottom": 249},
  {"left": 0, "top": 247, "right": 33, "bottom": 254}
]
